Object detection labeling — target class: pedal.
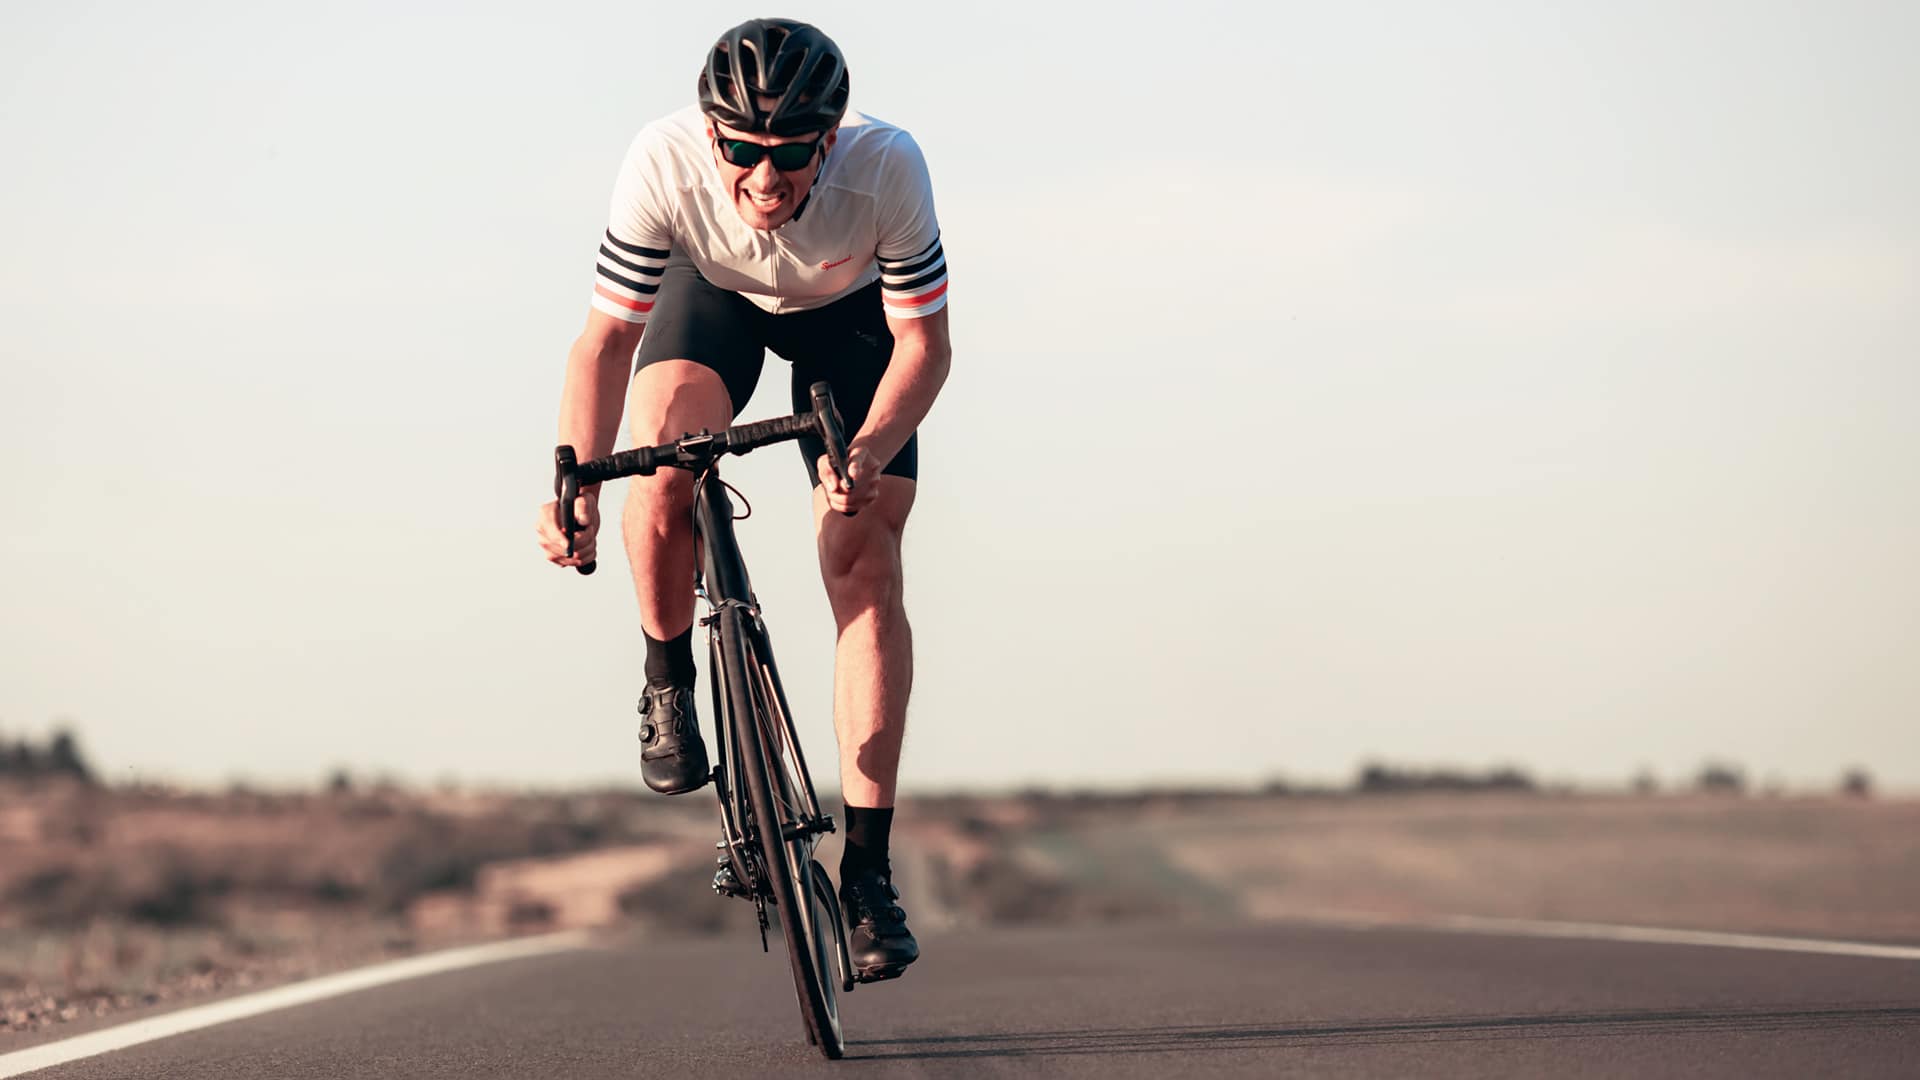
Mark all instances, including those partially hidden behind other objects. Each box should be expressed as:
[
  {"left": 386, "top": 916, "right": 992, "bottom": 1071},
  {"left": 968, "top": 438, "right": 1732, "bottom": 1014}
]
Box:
[{"left": 853, "top": 964, "right": 909, "bottom": 984}]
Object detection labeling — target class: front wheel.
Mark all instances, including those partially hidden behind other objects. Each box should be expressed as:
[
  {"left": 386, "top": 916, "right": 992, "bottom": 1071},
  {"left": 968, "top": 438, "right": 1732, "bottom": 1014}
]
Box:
[{"left": 719, "top": 612, "right": 844, "bottom": 1059}]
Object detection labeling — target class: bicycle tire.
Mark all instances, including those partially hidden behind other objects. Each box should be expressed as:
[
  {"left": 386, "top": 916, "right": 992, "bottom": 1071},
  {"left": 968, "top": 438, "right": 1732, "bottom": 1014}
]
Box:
[
  {"left": 746, "top": 625, "right": 852, "bottom": 1029},
  {"left": 719, "top": 610, "right": 844, "bottom": 1059},
  {"left": 755, "top": 648, "right": 853, "bottom": 996}
]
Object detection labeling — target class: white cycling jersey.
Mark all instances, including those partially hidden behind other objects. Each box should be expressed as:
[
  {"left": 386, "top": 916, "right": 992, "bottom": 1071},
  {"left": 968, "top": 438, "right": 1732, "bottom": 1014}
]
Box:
[{"left": 591, "top": 105, "right": 948, "bottom": 326}]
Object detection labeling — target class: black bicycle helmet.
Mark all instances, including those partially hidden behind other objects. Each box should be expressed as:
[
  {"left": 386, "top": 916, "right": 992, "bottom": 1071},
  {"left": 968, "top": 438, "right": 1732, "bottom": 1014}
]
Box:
[{"left": 698, "top": 19, "right": 850, "bottom": 136}]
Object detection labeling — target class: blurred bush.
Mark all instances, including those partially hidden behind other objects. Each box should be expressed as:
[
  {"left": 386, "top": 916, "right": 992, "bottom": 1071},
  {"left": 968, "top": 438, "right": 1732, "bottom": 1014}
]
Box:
[
  {"left": 0, "top": 728, "right": 95, "bottom": 785},
  {"left": 1354, "top": 762, "right": 1536, "bottom": 794},
  {"left": 1694, "top": 761, "right": 1747, "bottom": 795}
]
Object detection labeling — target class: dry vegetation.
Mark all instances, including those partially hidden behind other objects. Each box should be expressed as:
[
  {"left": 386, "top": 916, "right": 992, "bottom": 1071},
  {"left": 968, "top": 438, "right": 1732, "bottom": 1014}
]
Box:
[
  {"left": 1, "top": 740, "right": 1912, "bottom": 1038},
  {"left": 0, "top": 776, "right": 713, "bottom": 1032}
]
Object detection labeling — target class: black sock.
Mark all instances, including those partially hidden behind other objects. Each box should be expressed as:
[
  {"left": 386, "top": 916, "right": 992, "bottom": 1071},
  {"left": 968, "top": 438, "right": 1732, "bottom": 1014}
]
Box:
[
  {"left": 644, "top": 627, "right": 696, "bottom": 689},
  {"left": 840, "top": 805, "right": 894, "bottom": 881}
]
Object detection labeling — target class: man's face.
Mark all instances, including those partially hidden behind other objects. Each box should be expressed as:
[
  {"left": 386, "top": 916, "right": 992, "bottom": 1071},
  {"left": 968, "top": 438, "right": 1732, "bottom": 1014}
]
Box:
[{"left": 709, "top": 121, "right": 837, "bottom": 231}]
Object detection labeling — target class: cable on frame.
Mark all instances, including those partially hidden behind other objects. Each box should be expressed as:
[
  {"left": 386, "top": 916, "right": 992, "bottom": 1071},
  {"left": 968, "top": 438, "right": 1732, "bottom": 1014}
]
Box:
[{"left": 692, "top": 463, "right": 755, "bottom": 523}]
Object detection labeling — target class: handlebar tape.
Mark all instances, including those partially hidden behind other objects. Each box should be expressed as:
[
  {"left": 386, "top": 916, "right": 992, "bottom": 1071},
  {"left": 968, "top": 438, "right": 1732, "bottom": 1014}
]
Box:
[{"left": 724, "top": 413, "right": 815, "bottom": 454}]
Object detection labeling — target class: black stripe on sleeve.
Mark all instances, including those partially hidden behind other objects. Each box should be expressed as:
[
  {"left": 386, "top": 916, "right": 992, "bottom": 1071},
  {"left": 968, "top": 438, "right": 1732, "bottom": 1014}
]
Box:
[
  {"left": 595, "top": 265, "right": 660, "bottom": 295},
  {"left": 603, "top": 231, "right": 670, "bottom": 260},
  {"left": 883, "top": 266, "right": 948, "bottom": 294},
  {"left": 598, "top": 245, "right": 665, "bottom": 276},
  {"left": 883, "top": 242, "right": 944, "bottom": 279},
  {"left": 879, "top": 232, "right": 941, "bottom": 269}
]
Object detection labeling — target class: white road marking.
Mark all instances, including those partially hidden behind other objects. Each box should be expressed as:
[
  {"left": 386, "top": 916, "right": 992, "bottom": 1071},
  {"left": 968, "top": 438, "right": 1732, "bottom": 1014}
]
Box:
[
  {"left": 1318, "top": 912, "right": 1920, "bottom": 961},
  {"left": 0, "top": 930, "right": 593, "bottom": 1078}
]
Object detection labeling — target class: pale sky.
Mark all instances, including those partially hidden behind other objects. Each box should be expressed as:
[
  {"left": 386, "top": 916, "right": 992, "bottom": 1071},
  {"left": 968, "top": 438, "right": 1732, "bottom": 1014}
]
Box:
[{"left": 3, "top": 1, "right": 1916, "bottom": 793}]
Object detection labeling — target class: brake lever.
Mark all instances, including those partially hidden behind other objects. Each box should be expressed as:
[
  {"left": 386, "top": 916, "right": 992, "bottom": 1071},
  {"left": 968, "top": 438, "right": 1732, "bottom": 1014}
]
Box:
[
  {"left": 553, "top": 446, "right": 596, "bottom": 576},
  {"left": 807, "top": 381, "right": 857, "bottom": 518}
]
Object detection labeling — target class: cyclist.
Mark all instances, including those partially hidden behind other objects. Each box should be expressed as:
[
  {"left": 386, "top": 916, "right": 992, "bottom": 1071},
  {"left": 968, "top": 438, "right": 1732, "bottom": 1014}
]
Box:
[{"left": 535, "top": 18, "right": 948, "bottom": 981}]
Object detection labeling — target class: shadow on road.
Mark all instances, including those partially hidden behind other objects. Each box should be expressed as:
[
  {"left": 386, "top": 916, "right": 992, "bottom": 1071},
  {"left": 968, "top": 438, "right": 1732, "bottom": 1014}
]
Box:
[{"left": 848, "top": 1005, "right": 1920, "bottom": 1061}]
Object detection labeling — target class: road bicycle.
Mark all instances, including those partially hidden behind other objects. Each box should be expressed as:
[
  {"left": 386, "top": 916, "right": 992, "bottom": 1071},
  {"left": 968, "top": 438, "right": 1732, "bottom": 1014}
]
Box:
[{"left": 552, "top": 382, "right": 866, "bottom": 1059}]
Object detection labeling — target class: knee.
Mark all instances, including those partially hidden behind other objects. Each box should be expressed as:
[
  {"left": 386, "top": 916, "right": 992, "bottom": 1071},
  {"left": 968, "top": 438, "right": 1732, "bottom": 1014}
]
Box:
[
  {"left": 627, "top": 360, "right": 732, "bottom": 445},
  {"left": 821, "top": 533, "right": 903, "bottom": 615}
]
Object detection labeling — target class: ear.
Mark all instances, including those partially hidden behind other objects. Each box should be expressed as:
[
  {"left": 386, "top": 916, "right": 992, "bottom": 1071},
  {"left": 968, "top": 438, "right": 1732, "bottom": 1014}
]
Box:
[{"left": 825, "top": 130, "right": 838, "bottom": 150}]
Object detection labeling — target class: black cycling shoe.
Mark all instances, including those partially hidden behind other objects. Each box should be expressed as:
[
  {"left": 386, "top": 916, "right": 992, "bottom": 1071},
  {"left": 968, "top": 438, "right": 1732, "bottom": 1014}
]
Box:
[
  {"left": 841, "top": 867, "right": 919, "bottom": 981},
  {"left": 637, "top": 684, "right": 708, "bottom": 795}
]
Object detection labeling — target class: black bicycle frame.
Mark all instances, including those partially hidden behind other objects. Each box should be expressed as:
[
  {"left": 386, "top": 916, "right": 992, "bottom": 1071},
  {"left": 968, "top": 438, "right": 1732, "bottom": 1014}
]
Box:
[
  {"left": 695, "top": 473, "right": 830, "bottom": 910},
  {"left": 695, "top": 475, "right": 763, "bottom": 914},
  {"left": 694, "top": 476, "right": 753, "bottom": 610}
]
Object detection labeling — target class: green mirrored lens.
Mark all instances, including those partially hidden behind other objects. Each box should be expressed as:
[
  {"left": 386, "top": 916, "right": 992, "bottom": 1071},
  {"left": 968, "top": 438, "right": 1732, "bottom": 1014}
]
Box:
[
  {"left": 720, "top": 140, "right": 765, "bottom": 167},
  {"left": 767, "top": 142, "right": 817, "bottom": 170},
  {"left": 718, "top": 137, "right": 817, "bottom": 171}
]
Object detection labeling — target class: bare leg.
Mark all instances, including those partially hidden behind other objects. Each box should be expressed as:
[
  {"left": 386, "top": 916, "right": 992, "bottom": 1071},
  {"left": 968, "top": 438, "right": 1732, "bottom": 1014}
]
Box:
[
  {"left": 814, "top": 477, "right": 917, "bottom": 808},
  {"left": 623, "top": 360, "right": 734, "bottom": 639}
]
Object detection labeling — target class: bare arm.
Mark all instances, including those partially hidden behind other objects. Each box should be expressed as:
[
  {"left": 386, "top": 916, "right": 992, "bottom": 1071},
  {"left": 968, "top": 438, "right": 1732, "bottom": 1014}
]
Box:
[
  {"left": 815, "top": 305, "right": 951, "bottom": 514},
  {"left": 560, "top": 309, "right": 647, "bottom": 492},
  {"left": 858, "top": 305, "right": 952, "bottom": 467},
  {"left": 538, "top": 309, "right": 644, "bottom": 566}
]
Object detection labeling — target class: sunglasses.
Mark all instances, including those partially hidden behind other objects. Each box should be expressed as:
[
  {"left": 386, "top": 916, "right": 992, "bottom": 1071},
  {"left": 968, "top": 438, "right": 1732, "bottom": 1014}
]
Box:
[{"left": 714, "top": 133, "right": 825, "bottom": 172}]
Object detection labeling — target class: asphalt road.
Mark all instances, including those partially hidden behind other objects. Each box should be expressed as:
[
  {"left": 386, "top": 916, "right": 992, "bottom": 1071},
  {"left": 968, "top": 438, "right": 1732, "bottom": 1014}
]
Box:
[{"left": 13, "top": 921, "right": 1920, "bottom": 1078}]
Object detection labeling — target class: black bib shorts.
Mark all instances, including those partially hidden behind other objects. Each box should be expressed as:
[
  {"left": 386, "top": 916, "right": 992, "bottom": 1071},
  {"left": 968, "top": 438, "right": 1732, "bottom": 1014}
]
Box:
[{"left": 632, "top": 253, "right": 918, "bottom": 486}]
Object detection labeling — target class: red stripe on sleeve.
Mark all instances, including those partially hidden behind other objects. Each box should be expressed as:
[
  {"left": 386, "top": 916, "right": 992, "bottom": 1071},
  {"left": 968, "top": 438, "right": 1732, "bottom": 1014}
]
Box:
[
  {"left": 886, "top": 281, "right": 948, "bottom": 308},
  {"left": 595, "top": 284, "right": 656, "bottom": 313}
]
